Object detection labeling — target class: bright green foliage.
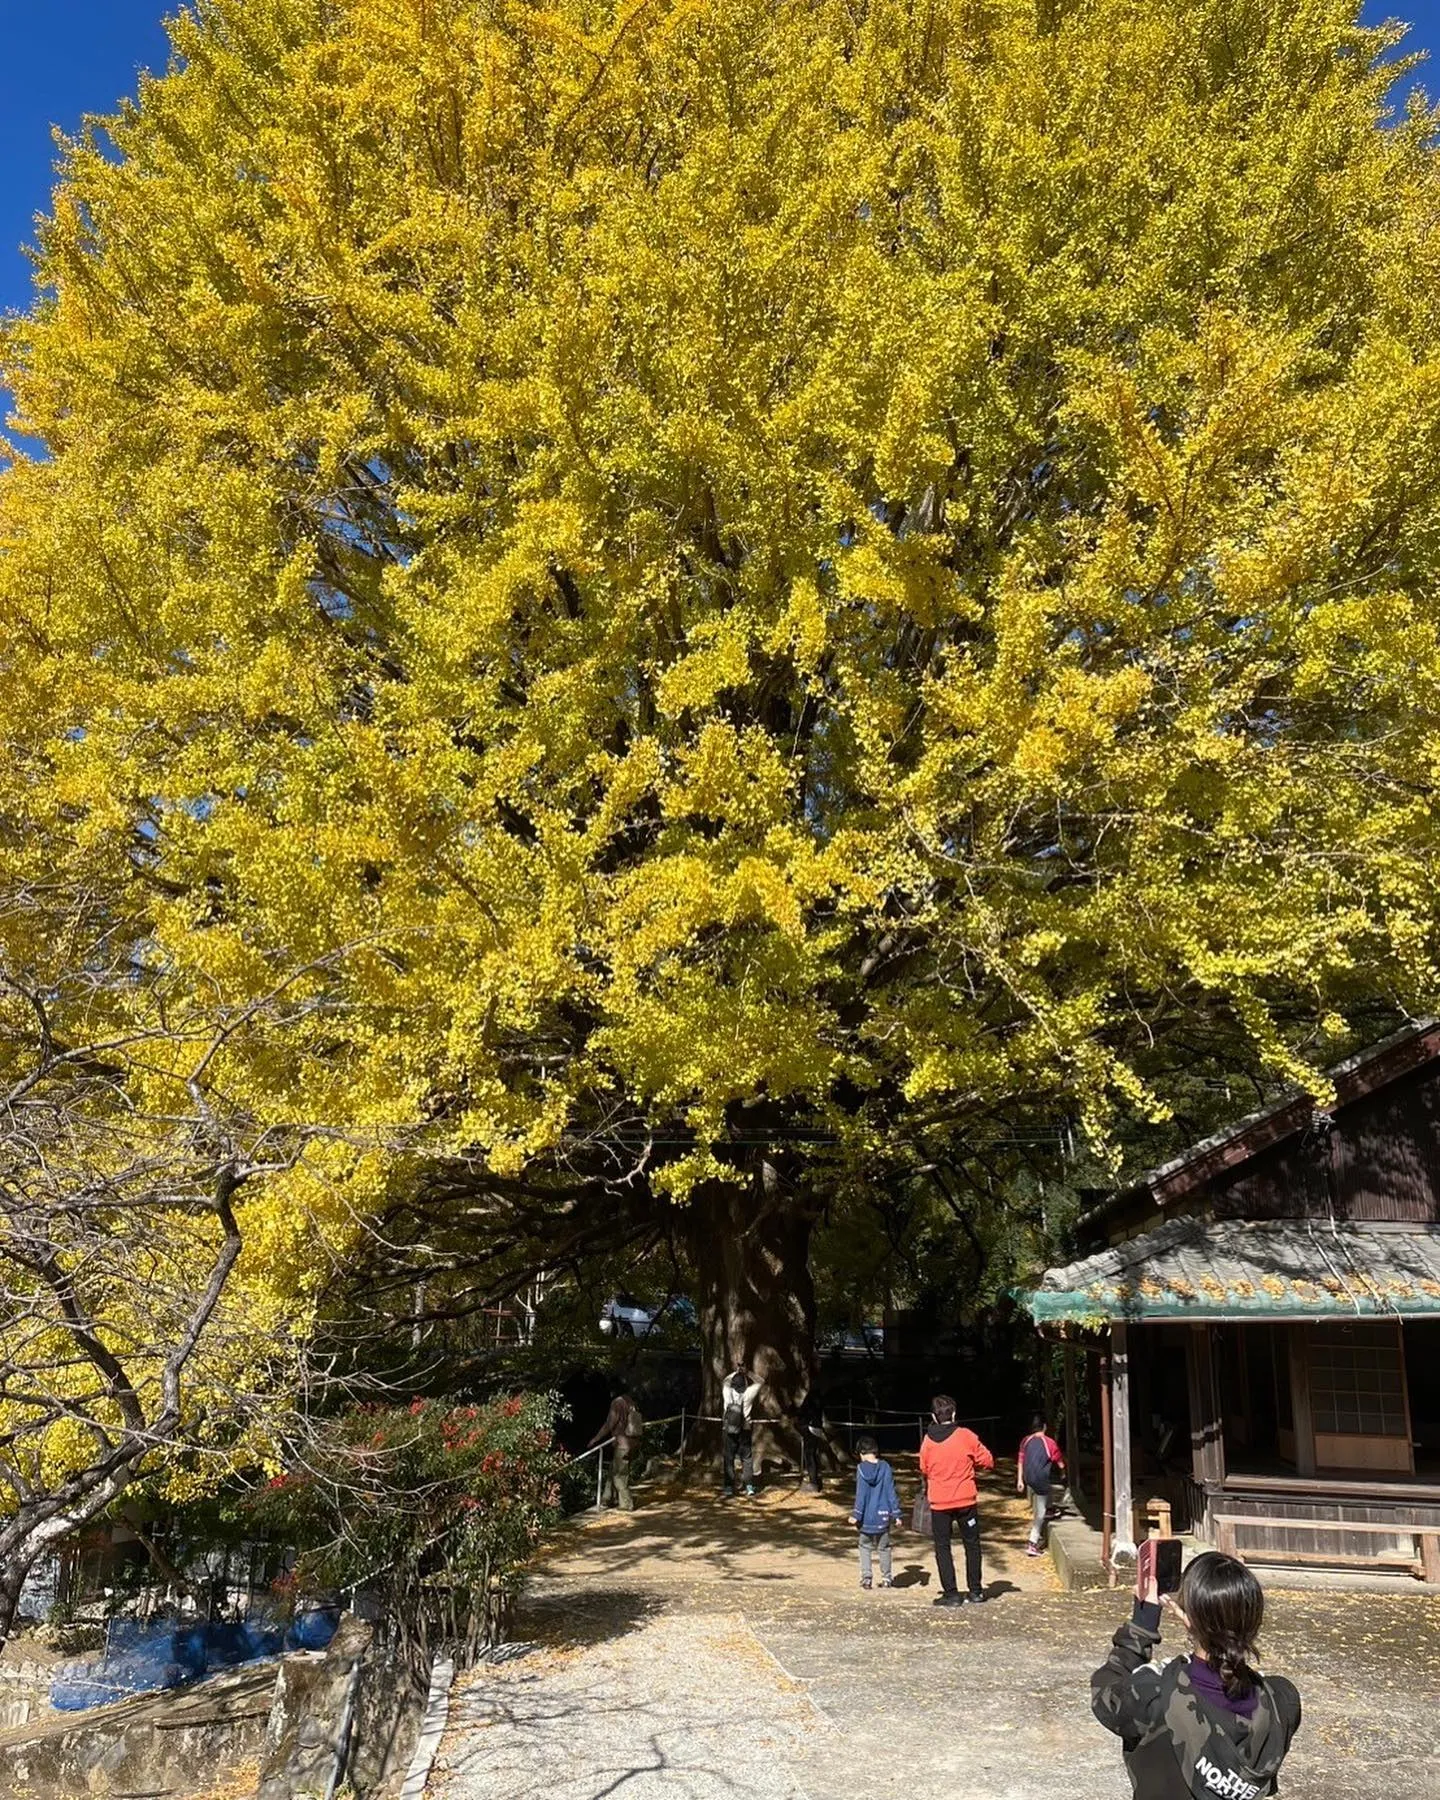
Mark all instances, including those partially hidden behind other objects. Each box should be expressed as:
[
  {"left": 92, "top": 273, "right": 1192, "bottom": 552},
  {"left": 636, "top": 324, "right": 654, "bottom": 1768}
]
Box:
[{"left": 4, "top": 0, "right": 1440, "bottom": 1248}]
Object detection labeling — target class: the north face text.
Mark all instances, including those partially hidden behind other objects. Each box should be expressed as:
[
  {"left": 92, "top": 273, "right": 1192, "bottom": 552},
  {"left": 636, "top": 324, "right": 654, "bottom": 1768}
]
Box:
[{"left": 1194, "top": 1755, "right": 1261, "bottom": 1800}]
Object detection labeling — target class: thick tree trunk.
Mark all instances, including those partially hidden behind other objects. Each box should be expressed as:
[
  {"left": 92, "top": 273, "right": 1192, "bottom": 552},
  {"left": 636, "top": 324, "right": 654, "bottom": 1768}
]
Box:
[
  {"left": 0, "top": 1559, "right": 32, "bottom": 1651},
  {"left": 685, "top": 1160, "right": 818, "bottom": 1478}
]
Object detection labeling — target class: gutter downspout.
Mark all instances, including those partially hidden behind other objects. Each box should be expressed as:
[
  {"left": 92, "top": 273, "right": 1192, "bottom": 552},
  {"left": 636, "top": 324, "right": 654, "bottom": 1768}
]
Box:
[{"left": 1100, "top": 1349, "right": 1114, "bottom": 1583}]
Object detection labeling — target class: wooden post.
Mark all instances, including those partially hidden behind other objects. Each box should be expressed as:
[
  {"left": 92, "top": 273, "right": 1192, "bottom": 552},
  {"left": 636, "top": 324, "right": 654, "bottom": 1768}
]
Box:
[
  {"left": 1396, "top": 1319, "right": 1417, "bottom": 1478},
  {"left": 1042, "top": 1331, "right": 1058, "bottom": 1446},
  {"left": 1111, "top": 1321, "right": 1136, "bottom": 1564},
  {"left": 1288, "top": 1325, "right": 1316, "bottom": 1478},
  {"left": 1063, "top": 1340, "right": 1082, "bottom": 1501},
  {"left": 1187, "top": 1323, "right": 1225, "bottom": 1536},
  {"left": 1100, "top": 1350, "right": 1113, "bottom": 1578}
]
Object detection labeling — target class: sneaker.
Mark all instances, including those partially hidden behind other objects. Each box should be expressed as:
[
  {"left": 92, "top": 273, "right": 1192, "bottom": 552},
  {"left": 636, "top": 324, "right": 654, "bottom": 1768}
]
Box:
[
  {"left": 932, "top": 1591, "right": 963, "bottom": 1607},
  {"left": 860, "top": 1578, "right": 872, "bottom": 1590},
  {"left": 963, "top": 1590, "right": 988, "bottom": 1605},
  {"left": 878, "top": 1578, "right": 894, "bottom": 1589},
  {"left": 722, "top": 1488, "right": 735, "bottom": 1500},
  {"left": 744, "top": 1483, "right": 757, "bottom": 1497},
  {"left": 1026, "top": 1543, "right": 1043, "bottom": 1558}
]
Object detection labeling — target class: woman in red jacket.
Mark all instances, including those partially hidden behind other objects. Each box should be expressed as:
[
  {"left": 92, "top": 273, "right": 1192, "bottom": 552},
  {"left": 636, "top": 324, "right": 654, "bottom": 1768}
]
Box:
[{"left": 918, "top": 1395, "right": 995, "bottom": 1607}]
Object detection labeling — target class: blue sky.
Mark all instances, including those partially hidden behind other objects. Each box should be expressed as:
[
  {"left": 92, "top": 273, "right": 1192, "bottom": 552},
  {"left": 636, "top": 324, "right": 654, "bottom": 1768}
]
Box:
[{"left": 0, "top": 1, "right": 1437, "bottom": 320}]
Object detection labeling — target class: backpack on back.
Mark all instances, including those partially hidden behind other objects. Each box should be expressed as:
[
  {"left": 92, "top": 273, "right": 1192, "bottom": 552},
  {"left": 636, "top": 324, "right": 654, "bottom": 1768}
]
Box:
[{"left": 1022, "top": 1433, "right": 1057, "bottom": 1489}]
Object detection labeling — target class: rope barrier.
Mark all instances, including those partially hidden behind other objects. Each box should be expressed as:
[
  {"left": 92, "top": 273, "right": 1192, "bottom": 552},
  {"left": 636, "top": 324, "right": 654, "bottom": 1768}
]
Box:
[
  {"left": 570, "top": 1404, "right": 1012, "bottom": 1514},
  {"left": 677, "top": 1411, "right": 1004, "bottom": 1426},
  {"left": 573, "top": 1410, "right": 1004, "bottom": 1432}
]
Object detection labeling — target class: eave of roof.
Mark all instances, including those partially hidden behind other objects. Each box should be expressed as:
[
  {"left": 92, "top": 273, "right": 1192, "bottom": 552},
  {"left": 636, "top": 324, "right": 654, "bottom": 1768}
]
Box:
[{"left": 1019, "top": 1217, "right": 1440, "bottom": 1326}]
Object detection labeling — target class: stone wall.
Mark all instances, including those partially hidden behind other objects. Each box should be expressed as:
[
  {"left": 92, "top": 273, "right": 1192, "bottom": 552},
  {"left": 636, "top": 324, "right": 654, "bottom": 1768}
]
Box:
[
  {"left": 0, "top": 1618, "right": 428, "bottom": 1799},
  {"left": 256, "top": 1618, "right": 426, "bottom": 1800},
  {"left": 0, "top": 1659, "right": 277, "bottom": 1798},
  {"left": 0, "top": 1661, "right": 55, "bottom": 1733}
]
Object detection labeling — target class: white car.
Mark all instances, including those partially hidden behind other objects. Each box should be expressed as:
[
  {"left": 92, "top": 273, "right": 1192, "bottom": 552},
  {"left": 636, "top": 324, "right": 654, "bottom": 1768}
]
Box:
[
  {"left": 598, "top": 1293, "right": 657, "bottom": 1337},
  {"left": 819, "top": 1324, "right": 885, "bottom": 1356},
  {"left": 598, "top": 1293, "right": 696, "bottom": 1337}
]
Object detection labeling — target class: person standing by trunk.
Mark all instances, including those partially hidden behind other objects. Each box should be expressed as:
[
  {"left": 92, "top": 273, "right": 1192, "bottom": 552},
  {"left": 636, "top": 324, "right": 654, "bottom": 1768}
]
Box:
[
  {"left": 1016, "top": 1412, "right": 1066, "bottom": 1557},
  {"left": 721, "top": 1362, "right": 763, "bottom": 1497},
  {"left": 588, "top": 1388, "right": 645, "bottom": 1510},
  {"left": 797, "top": 1388, "right": 825, "bottom": 1494},
  {"left": 919, "top": 1394, "right": 995, "bottom": 1607}
]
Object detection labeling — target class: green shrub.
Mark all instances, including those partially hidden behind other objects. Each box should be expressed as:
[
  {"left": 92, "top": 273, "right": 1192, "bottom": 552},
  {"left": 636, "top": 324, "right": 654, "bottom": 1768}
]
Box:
[{"left": 251, "top": 1392, "right": 567, "bottom": 1661}]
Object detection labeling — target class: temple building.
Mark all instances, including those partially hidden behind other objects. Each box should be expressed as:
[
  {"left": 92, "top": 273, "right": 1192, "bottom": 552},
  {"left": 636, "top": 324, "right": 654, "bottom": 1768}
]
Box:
[{"left": 1022, "top": 1020, "right": 1440, "bottom": 1582}]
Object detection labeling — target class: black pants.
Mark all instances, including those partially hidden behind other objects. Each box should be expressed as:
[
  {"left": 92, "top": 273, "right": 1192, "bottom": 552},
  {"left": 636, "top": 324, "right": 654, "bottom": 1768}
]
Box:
[
  {"left": 801, "top": 1429, "right": 822, "bottom": 1491},
  {"left": 932, "top": 1506, "right": 982, "bottom": 1596},
  {"left": 723, "top": 1427, "right": 754, "bottom": 1492}
]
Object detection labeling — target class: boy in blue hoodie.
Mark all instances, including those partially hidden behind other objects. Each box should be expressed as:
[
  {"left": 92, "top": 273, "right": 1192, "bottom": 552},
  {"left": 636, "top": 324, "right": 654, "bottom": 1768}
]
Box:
[{"left": 848, "top": 1434, "right": 902, "bottom": 1589}]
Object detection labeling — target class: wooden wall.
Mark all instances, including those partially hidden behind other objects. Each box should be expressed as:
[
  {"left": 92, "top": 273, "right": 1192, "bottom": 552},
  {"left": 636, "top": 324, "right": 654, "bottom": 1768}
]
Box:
[
  {"left": 1215, "top": 1476, "right": 1440, "bottom": 1574},
  {"left": 1205, "top": 1063, "right": 1440, "bottom": 1225}
]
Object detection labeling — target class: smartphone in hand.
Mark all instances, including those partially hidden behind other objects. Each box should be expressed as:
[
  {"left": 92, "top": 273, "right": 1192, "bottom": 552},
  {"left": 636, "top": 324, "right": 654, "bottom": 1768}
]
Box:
[
  {"left": 1134, "top": 1538, "right": 1157, "bottom": 1602},
  {"left": 1135, "top": 1536, "right": 1183, "bottom": 1602}
]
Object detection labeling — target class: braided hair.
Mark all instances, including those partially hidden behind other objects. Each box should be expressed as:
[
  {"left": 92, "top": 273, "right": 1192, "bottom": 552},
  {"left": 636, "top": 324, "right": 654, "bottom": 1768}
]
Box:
[{"left": 1179, "top": 1551, "right": 1265, "bottom": 1701}]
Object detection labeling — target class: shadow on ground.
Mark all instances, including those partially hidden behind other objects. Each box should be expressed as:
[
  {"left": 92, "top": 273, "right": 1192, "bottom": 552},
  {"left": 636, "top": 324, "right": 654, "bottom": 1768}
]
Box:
[
  {"left": 516, "top": 1584, "right": 666, "bottom": 1651},
  {"left": 534, "top": 1456, "right": 1051, "bottom": 1598},
  {"left": 453, "top": 1460, "right": 1440, "bottom": 1800}
]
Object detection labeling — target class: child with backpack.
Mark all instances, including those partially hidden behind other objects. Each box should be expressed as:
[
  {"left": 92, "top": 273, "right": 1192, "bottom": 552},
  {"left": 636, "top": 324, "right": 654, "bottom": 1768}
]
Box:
[
  {"left": 1016, "top": 1412, "right": 1065, "bottom": 1557},
  {"left": 848, "top": 1434, "right": 902, "bottom": 1589},
  {"left": 1092, "top": 1545, "right": 1301, "bottom": 1798}
]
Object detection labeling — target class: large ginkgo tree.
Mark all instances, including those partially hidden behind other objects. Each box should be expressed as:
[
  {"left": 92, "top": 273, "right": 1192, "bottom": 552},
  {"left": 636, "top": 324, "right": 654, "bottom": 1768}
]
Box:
[{"left": 5, "top": 0, "right": 1440, "bottom": 1434}]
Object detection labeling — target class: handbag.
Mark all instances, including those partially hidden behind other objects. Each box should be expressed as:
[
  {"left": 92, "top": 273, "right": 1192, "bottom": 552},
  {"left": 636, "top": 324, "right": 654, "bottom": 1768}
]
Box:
[{"left": 911, "top": 1480, "right": 931, "bottom": 1535}]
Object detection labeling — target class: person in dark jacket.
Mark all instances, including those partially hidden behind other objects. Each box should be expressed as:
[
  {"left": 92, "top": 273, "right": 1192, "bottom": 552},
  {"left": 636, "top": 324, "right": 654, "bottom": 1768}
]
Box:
[
  {"left": 588, "top": 1388, "right": 644, "bottom": 1510},
  {"left": 847, "top": 1434, "right": 902, "bottom": 1588},
  {"left": 797, "top": 1388, "right": 825, "bottom": 1494},
  {"left": 1092, "top": 1546, "right": 1301, "bottom": 1799}
]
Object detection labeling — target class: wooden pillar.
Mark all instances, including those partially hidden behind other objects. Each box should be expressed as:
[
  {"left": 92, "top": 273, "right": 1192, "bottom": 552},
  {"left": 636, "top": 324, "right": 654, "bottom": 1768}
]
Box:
[
  {"left": 1187, "top": 1325, "right": 1225, "bottom": 1483},
  {"left": 1187, "top": 1324, "right": 1225, "bottom": 1540},
  {"left": 1111, "top": 1321, "right": 1136, "bottom": 1562},
  {"left": 1288, "top": 1325, "right": 1316, "bottom": 1478},
  {"left": 1396, "top": 1318, "right": 1417, "bottom": 1478},
  {"left": 1043, "top": 1345, "right": 1058, "bottom": 1448},
  {"left": 1100, "top": 1349, "right": 1113, "bottom": 1574},
  {"left": 1063, "top": 1340, "right": 1082, "bottom": 1500}
]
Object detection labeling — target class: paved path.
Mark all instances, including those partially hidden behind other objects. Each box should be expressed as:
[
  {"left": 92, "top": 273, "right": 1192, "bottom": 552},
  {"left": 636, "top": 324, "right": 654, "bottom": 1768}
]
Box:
[
  {"left": 434, "top": 1473, "right": 1440, "bottom": 1800},
  {"left": 436, "top": 1606, "right": 818, "bottom": 1800}
]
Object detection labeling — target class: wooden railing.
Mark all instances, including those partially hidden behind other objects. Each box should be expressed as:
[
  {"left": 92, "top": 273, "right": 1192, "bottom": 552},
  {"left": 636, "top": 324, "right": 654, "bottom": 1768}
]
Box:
[{"left": 1213, "top": 1510, "right": 1440, "bottom": 1584}]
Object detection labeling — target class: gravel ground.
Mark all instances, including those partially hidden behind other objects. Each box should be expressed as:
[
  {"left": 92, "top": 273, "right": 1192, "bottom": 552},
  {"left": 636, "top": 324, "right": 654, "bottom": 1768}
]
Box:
[
  {"left": 752, "top": 1585, "right": 1440, "bottom": 1800},
  {"left": 432, "top": 1475, "right": 1440, "bottom": 1800},
  {"left": 434, "top": 1601, "right": 822, "bottom": 1800}
]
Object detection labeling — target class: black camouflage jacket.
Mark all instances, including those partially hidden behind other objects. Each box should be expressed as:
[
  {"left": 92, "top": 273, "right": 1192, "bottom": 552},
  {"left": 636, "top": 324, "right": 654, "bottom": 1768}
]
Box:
[{"left": 1092, "top": 1608, "right": 1302, "bottom": 1800}]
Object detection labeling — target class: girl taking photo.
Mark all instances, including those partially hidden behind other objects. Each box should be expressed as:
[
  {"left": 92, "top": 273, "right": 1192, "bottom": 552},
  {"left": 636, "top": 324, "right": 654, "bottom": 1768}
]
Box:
[{"left": 1092, "top": 1546, "right": 1302, "bottom": 1798}]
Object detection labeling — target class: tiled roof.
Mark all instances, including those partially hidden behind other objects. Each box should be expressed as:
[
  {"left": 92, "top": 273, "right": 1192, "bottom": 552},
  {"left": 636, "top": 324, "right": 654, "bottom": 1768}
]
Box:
[{"left": 1022, "top": 1218, "right": 1440, "bottom": 1324}]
